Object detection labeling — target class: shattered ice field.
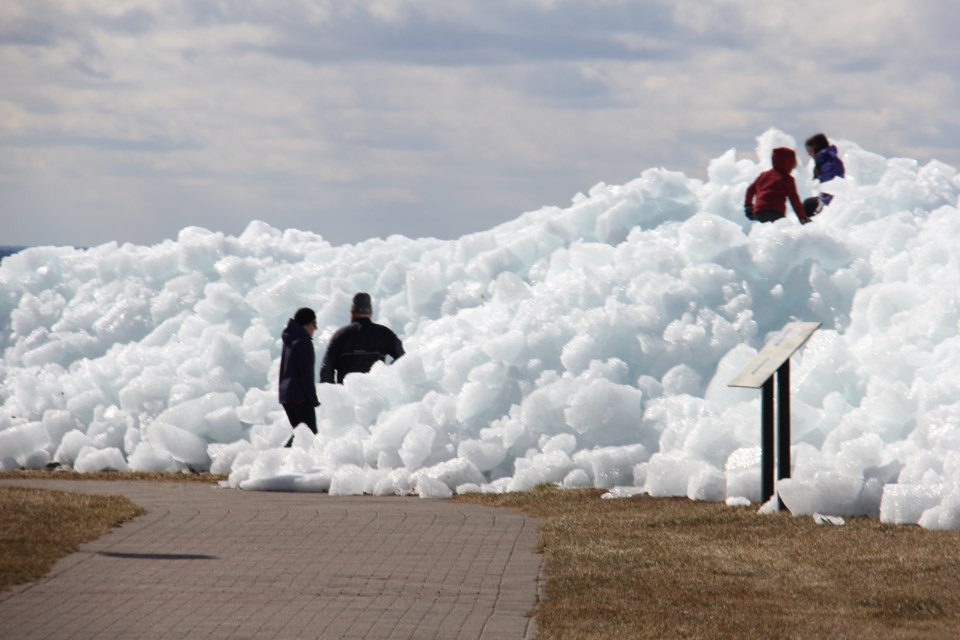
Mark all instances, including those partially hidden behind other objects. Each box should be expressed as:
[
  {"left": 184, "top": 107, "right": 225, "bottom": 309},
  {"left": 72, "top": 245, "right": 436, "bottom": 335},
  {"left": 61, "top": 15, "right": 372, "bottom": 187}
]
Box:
[{"left": 2, "top": 128, "right": 960, "bottom": 529}]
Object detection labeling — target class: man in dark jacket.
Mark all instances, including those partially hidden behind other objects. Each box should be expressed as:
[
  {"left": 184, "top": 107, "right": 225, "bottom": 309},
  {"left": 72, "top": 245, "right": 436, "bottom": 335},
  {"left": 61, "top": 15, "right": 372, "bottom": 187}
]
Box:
[
  {"left": 280, "top": 307, "right": 320, "bottom": 446},
  {"left": 320, "top": 293, "right": 404, "bottom": 384},
  {"left": 744, "top": 147, "right": 810, "bottom": 225}
]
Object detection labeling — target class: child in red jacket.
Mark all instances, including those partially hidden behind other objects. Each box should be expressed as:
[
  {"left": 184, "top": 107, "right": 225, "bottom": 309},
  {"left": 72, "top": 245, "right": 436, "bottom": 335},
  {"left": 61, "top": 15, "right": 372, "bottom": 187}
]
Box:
[{"left": 744, "top": 147, "right": 810, "bottom": 225}]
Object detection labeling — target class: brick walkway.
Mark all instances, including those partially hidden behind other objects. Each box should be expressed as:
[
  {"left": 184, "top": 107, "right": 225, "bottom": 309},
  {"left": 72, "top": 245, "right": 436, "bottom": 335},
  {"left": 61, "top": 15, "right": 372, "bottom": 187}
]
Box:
[{"left": 0, "top": 480, "right": 542, "bottom": 639}]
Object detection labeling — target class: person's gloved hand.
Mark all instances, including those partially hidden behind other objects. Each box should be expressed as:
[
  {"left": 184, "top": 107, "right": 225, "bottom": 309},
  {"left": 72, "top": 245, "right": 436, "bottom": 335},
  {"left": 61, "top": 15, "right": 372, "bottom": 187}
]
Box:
[
  {"left": 743, "top": 204, "right": 754, "bottom": 220},
  {"left": 800, "top": 216, "right": 811, "bottom": 225}
]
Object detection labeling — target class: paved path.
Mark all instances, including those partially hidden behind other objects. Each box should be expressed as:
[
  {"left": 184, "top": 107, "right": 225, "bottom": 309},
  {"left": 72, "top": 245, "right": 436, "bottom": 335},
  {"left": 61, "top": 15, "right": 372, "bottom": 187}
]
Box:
[{"left": 0, "top": 480, "right": 542, "bottom": 640}]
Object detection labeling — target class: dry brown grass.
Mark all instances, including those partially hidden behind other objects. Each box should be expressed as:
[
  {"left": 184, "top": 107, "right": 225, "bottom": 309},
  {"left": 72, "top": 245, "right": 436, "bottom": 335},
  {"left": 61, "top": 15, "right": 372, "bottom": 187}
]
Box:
[
  {"left": 0, "top": 469, "right": 227, "bottom": 483},
  {"left": 0, "top": 486, "right": 145, "bottom": 592},
  {"left": 456, "top": 486, "right": 960, "bottom": 640},
  {"left": 0, "top": 470, "right": 224, "bottom": 593},
  {"left": 4, "top": 473, "right": 960, "bottom": 638}
]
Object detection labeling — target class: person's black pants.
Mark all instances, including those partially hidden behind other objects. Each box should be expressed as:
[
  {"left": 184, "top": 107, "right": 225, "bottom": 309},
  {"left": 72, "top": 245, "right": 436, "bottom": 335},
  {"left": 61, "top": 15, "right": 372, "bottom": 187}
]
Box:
[
  {"left": 753, "top": 209, "right": 785, "bottom": 223},
  {"left": 283, "top": 403, "right": 317, "bottom": 447}
]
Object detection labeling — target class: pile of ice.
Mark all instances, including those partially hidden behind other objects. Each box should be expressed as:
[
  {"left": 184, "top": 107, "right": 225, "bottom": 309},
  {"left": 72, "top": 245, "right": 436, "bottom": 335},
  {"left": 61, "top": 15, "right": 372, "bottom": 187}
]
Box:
[{"left": 2, "top": 129, "right": 960, "bottom": 529}]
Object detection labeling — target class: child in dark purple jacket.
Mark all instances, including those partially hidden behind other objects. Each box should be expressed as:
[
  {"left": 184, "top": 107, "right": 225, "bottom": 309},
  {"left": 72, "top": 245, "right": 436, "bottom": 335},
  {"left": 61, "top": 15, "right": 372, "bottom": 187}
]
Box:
[{"left": 803, "top": 133, "right": 845, "bottom": 217}]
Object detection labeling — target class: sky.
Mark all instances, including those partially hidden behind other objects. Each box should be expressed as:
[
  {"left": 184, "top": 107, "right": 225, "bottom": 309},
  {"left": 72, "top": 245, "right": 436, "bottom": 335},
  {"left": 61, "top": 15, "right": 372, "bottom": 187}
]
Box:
[
  {"left": 3, "top": 129, "right": 960, "bottom": 528},
  {"left": 2, "top": 0, "right": 958, "bottom": 248}
]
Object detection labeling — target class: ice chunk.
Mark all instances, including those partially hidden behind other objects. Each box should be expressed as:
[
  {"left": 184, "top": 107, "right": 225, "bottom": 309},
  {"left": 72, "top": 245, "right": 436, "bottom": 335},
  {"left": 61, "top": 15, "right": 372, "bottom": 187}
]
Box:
[
  {"left": 208, "top": 440, "right": 255, "bottom": 475},
  {"left": 541, "top": 433, "right": 578, "bottom": 456},
  {"left": 508, "top": 450, "right": 576, "bottom": 492},
  {"left": 145, "top": 422, "right": 211, "bottom": 469},
  {"left": 204, "top": 406, "right": 244, "bottom": 442},
  {"left": 415, "top": 475, "right": 453, "bottom": 499},
  {"left": 573, "top": 444, "right": 649, "bottom": 488},
  {"left": 321, "top": 434, "right": 366, "bottom": 467},
  {"left": 813, "top": 513, "right": 845, "bottom": 526},
  {"left": 645, "top": 453, "right": 713, "bottom": 497},
  {"left": 42, "top": 409, "right": 79, "bottom": 445},
  {"left": 562, "top": 469, "right": 592, "bottom": 488},
  {"left": 564, "top": 379, "right": 644, "bottom": 446},
  {"left": 54, "top": 430, "right": 96, "bottom": 467},
  {"left": 406, "top": 262, "right": 445, "bottom": 314},
  {"left": 918, "top": 494, "right": 960, "bottom": 530},
  {"left": 370, "top": 403, "right": 419, "bottom": 450},
  {"left": 399, "top": 424, "right": 437, "bottom": 470},
  {"left": 687, "top": 466, "right": 726, "bottom": 502},
  {"left": 661, "top": 364, "right": 703, "bottom": 397},
  {"left": 415, "top": 458, "right": 485, "bottom": 490},
  {"left": 74, "top": 446, "right": 128, "bottom": 473},
  {"left": 0, "top": 422, "right": 51, "bottom": 463},
  {"left": 329, "top": 464, "right": 367, "bottom": 496},
  {"left": 21, "top": 449, "right": 51, "bottom": 469},
  {"left": 725, "top": 447, "right": 762, "bottom": 503},
  {"left": 456, "top": 362, "right": 509, "bottom": 423},
  {"left": 128, "top": 442, "right": 180, "bottom": 472},
  {"left": 880, "top": 484, "right": 946, "bottom": 525},
  {"left": 778, "top": 472, "right": 867, "bottom": 517},
  {"left": 481, "top": 329, "right": 527, "bottom": 365},
  {"left": 600, "top": 486, "right": 646, "bottom": 499},
  {"left": 457, "top": 439, "right": 507, "bottom": 472},
  {"left": 153, "top": 392, "right": 240, "bottom": 438},
  {"left": 372, "top": 468, "right": 415, "bottom": 496}
]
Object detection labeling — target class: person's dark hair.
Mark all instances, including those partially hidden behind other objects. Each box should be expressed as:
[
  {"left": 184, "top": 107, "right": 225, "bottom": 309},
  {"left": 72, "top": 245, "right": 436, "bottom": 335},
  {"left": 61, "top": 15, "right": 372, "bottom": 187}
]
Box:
[
  {"left": 351, "top": 292, "right": 372, "bottom": 315},
  {"left": 294, "top": 307, "right": 316, "bottom": 326},
  {"left": 805, "top": 133, "right": 830, "bottom": 153}
]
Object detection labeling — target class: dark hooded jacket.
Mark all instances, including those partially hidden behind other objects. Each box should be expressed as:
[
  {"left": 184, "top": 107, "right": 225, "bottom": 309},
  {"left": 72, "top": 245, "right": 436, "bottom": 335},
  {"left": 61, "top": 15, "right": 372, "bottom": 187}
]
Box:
[
  {"left": 812, "top": 144, "right": 845, "bottom": 205},
  {"left": 279, "top": 318, "right": 319, "bottom": 407},
  {"left": 812, "top": 144, "right": 845, "bottom": 183},
  {"left": 745, "top": 147, "right": 807, "bottom": 222},
  {"left": 320, "top": 317, "right": 405, "bottom": 384}
]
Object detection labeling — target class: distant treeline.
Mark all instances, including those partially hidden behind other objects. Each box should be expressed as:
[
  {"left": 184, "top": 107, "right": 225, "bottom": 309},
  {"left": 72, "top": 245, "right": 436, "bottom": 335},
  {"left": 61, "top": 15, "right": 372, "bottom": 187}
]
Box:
[{"left": 0, "top": 246, "right": 26, "bottom": 261}]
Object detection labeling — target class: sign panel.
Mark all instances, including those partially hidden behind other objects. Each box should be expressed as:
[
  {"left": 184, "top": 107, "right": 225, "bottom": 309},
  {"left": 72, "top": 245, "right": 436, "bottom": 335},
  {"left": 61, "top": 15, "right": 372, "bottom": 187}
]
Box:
[{"left": 728, "top": 321, "right": 821, "bottom": 389}]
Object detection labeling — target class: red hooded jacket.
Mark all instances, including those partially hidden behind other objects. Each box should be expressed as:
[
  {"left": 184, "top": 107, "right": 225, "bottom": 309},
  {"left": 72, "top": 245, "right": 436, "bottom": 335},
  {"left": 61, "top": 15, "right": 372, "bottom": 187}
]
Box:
[{"left": 745, "top": 147, "right": 807, "bottom": 222}]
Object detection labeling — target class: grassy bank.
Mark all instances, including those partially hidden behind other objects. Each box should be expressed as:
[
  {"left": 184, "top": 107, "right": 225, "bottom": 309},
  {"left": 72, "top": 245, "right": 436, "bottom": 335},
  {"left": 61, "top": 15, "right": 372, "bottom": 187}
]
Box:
[
  {"left": 0, "top": 486, "right": 144, "bottom": 591},
  {"left": 457, "top": 486, "right": 960, "bottom": 639}
]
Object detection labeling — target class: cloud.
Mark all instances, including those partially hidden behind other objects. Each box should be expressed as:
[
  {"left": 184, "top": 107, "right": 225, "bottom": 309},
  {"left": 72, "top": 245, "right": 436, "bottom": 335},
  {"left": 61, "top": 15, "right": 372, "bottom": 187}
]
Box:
[{"left": 1, "top": 0, "right": 958, "bottom": 248}]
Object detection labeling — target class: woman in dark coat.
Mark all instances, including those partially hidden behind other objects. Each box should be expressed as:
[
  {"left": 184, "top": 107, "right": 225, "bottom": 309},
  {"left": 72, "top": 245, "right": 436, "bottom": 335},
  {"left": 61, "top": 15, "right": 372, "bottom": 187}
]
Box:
[{"left": 280, "top": 307, "right": 319, "bottom": 446}]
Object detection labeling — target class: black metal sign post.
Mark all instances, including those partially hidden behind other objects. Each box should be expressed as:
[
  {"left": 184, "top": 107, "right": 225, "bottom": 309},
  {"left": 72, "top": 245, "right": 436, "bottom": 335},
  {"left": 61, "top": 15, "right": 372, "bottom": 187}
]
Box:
[
  {"left": 729, "top": 322, "right": 820, "bottom": 508},
  {"left": 777, "top": 361, "right": 791, "bottom": 498},
  {"left": 761, "top": 376, "right": 775, "bottom": 503}
]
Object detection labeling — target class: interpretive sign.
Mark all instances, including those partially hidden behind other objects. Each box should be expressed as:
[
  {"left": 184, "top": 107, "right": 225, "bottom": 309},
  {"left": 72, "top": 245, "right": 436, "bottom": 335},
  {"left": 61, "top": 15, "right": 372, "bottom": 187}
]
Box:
[
  {"left": 728, "top": 321, "right": 821, "bottom": 507},
  {"left": 728, "top": 322, "right": 821, "bottom": 389}
]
